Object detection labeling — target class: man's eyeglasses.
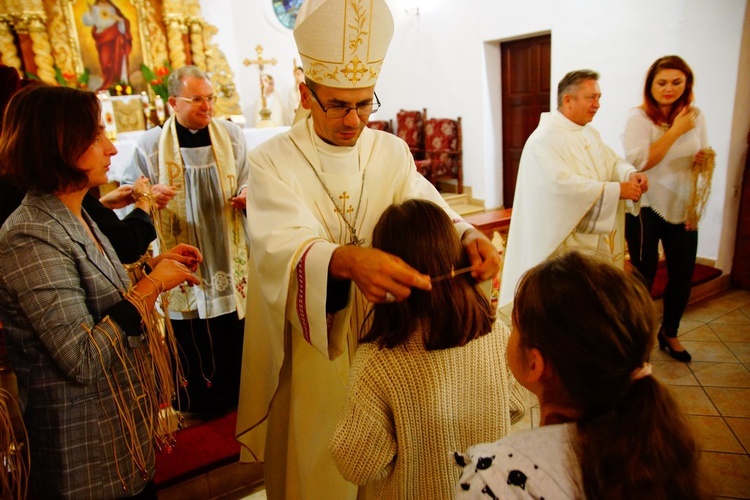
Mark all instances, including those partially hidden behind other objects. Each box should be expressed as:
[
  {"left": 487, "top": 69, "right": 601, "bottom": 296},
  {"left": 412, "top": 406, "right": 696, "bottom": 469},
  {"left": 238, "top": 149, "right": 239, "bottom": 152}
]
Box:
[
  {"left": 176, "top": 95, "right": 217, "bottom": 106},
  {"left": 308, "top": 87, "right": 380, "bottom": 119}
]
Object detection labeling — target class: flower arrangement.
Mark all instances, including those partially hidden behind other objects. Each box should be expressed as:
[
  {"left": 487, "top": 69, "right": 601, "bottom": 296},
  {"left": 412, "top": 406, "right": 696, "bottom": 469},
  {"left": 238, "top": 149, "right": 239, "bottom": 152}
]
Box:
[
  {"left": 141, "top": 62, "right": 172, "bottom": 102},
  {"left": 109, "top": 81, "right": 134, "bottom": 96},
  {"left": 53, "top": 66, "right": 90, "bottom": 89}
]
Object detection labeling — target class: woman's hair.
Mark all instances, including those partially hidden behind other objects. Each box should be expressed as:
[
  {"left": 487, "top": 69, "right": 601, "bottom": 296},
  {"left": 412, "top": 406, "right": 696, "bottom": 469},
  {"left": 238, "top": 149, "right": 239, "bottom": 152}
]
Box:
[
  {"left": 0, "top": 65, "right": 21, "bottom": 124},
  {"left": 0, "top": 84, "right": 100, "bottom": 194},
  {"left": 513, "top": 250, "right": 707, "bottom": 499},
  {"left": 361, "top": 199, "right": 494, "bottom": 350},
  {"left": 642, "top": 55, "right": 694, "bottom": 126}
]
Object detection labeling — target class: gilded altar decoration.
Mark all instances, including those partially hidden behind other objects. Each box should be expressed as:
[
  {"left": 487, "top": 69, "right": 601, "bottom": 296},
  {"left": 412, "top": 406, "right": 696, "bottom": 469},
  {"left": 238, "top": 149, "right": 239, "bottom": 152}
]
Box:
[
  {"left": 111, "top": 95, "right": 146, "bottom": 131},
  {"left": 2, "top": 0, "right": 240, "bottom": 116}
]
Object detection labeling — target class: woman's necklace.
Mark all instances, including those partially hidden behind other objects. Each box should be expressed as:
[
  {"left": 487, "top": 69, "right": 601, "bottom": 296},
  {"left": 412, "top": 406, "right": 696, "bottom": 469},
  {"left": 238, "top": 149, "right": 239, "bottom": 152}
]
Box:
[{"left": 307, "top": 161, "right": 367, "bottom": 246}]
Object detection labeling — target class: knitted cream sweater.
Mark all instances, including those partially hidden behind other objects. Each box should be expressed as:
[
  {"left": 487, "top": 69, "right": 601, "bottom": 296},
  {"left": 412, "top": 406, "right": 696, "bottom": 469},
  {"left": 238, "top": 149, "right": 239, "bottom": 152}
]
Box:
[{"left": 330, "top": 320, "right": 528, "bottom": 499}]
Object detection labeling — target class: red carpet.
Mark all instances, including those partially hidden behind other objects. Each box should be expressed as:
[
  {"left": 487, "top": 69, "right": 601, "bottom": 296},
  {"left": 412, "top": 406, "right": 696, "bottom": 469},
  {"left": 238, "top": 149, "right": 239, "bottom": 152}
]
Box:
[{"left": 154, "top": 411, "right": 240, "bottom": 488}]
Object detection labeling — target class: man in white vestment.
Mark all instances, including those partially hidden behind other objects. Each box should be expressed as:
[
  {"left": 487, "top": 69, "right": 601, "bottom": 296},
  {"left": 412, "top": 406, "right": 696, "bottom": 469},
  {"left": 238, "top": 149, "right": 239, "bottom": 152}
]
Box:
[
  {"left": 499, "top": 69, "right": 648, "bottom": 310},
  {"left": 234, "top": 1, "right": 500, "bottom": 498},
  {"left": 122, "top": 65, "right": 249, "bottom": 418}
]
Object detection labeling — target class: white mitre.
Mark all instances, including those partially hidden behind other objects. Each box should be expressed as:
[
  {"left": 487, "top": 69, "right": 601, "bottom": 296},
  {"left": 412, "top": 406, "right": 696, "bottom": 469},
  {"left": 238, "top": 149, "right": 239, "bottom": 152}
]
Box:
[{"left": 293, "top": 0, "right": 394, "bottom": 88}]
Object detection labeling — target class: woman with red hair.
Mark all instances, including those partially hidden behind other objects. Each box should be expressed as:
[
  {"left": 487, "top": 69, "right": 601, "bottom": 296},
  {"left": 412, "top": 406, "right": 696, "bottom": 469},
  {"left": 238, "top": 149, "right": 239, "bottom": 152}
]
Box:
[{"left": 621, "top": 55, "right": 709, "bottom": 362}]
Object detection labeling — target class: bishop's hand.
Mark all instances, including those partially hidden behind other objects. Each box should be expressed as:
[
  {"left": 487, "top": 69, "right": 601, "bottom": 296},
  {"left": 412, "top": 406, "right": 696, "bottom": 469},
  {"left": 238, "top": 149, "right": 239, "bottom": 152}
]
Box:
[{"left": 329, "top": 245, "right": 431, "bottom": 303}]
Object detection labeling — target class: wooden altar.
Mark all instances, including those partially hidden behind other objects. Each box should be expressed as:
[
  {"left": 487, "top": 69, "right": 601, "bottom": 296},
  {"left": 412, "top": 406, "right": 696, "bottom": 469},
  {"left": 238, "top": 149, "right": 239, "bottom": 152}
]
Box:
[{"left": 0, "top": 0, "right": 242, "bottom": 117}]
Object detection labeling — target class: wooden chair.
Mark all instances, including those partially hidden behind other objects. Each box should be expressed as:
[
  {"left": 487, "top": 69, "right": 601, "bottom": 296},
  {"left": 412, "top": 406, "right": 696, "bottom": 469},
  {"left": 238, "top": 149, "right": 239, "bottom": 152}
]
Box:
[
  {"left": 366, "top": 119, "right": 393, "bottom": 133},
  {"left": 415, "top": 116, "right": 463, "bottom": 193},
  {"left": 396, "top": 108, "right": 426, "bottom": 161}
]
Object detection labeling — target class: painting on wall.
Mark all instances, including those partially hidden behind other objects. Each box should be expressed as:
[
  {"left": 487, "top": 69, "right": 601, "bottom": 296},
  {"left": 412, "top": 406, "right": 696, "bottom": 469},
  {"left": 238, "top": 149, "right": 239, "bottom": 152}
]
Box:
[{"left": 72, "top": 0, "right": 145, "bottom": 93}]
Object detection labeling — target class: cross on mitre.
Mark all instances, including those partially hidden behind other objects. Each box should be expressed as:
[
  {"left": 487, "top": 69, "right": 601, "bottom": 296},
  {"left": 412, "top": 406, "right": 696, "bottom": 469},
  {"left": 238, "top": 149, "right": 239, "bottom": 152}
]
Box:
[{"left": 243, "top": 45, "right": 278, "bottom": 128}]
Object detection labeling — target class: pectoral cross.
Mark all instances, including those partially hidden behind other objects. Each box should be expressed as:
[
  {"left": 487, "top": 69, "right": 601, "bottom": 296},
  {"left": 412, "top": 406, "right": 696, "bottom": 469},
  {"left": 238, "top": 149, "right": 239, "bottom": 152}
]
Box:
[
  {"left": 347, "top": 228, "right": 365, "bottom": 246},
  {"left": 243, "top": 45, "right": 277, "bottom": 127}
]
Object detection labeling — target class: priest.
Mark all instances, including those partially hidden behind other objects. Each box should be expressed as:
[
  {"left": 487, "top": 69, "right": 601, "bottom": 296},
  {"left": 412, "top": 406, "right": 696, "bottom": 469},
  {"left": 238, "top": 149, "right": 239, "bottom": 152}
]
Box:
[
  {"left": 235, "top": 0, "right": 500, "bottom": 498},
  {"left": 499, "top": 69, "right": 648, "bottom": 310}
]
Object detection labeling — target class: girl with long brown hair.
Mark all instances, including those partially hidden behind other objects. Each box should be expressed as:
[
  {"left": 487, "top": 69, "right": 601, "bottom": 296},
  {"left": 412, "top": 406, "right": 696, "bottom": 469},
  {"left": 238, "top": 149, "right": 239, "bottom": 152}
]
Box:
[
  {"left": 331, "top": 198, "right": 526, "bottom": 499},
  {"left": 455, "top": 250, "right": 707, "bottom": 499}
]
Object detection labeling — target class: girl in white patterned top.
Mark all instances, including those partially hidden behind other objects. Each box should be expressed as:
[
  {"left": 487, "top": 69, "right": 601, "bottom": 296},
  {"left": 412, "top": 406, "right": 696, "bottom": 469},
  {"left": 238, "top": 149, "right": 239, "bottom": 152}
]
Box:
[{"left": 455, "top": 250, "right": 707, "bottom": 499}]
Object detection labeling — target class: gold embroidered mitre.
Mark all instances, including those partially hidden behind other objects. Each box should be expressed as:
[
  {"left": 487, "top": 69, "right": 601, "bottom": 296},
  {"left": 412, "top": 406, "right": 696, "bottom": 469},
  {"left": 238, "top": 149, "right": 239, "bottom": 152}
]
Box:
[{"left": 293, "top": 0, "right": 394, "bottom": 88}]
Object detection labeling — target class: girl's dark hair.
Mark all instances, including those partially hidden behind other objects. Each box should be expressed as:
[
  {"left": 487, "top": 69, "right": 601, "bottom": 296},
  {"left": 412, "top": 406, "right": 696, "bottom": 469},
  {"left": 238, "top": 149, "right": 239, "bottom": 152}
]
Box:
[
  {"left": 0, "top": 84, "right": 100, "bottom": 194},
  {"left": 513, "top": 250, "right": 707, "bottom": 499},
  {"left": 642, "top": 55, "right": 694, "bottom": 126},
  {"left": 361, "top": 199, "right": 494, "bottom": 350}
]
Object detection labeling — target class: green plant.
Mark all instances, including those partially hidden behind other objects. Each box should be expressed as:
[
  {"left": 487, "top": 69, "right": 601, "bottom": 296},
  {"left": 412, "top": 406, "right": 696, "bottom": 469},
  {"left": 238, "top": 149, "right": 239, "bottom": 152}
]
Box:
[
  {"left": 141, "top": 62, "right": 171, "bottom": 101},
  {"left": 52, "top": 66, "right": 90, "bottom": 89}
]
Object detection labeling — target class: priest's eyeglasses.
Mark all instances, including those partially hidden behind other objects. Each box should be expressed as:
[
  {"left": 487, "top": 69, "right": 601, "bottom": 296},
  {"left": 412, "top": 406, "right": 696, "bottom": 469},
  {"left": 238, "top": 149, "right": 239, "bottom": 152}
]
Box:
[
  {"left": 308, "top": 88, "right": 380, "bottom": 119},
  {"left": 176, "top": 95, "right": 217, "bottom": 106}
]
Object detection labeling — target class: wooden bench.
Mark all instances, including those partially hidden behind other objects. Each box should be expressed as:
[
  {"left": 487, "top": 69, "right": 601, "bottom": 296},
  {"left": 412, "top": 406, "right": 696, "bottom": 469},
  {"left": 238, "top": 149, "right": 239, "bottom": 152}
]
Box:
[{"left": 463, "top": 208, "right": 512, "bottom": 240}]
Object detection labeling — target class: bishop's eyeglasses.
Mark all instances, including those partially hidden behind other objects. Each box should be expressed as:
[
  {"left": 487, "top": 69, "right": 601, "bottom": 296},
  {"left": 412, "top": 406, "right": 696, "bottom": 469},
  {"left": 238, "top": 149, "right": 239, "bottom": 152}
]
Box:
[
  {"left": 308, "top": 88, "right": 380, "bottom": 119},
  {"left": 176, "top": 95, "right": 217, "bottom": 106}
]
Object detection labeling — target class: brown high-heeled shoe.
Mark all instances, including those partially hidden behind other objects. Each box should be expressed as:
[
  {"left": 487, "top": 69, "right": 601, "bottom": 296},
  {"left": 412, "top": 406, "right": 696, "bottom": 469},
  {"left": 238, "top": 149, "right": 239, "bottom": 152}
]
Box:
[{"left": 657, "top": 330, "right": 692, "bottom": 363}]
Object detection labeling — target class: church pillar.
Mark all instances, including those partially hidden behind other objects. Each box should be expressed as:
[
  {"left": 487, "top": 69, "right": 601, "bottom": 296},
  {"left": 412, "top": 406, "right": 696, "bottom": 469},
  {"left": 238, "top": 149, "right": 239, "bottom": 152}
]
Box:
[
  {"left": 0, "top": 16, "right": 21, "bottom": 70},
  {"left": 188, "top": 18, "right": 206, "bottom": 71},
  {"left": 164, "top": 14, "right": 189, "bottom": 69},
  {"left": 14, "top": 11, "right": 55, "bottom": 84}
]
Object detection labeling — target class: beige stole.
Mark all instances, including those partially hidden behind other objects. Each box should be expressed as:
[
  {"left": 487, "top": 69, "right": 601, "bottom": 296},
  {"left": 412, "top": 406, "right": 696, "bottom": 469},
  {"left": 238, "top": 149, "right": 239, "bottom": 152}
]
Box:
[{"left": 155, "top": 116, "right": 248, "bottom": 318}]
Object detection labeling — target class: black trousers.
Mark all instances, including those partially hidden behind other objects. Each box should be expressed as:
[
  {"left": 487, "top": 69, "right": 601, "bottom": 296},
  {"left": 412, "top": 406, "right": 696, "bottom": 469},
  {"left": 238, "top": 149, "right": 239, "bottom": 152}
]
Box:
[
  {"left": 625, "top": 208, "right": 698, "bottom": 337},
  {"left": 170, "top": 312, "right": 245, "bottom": 416}
]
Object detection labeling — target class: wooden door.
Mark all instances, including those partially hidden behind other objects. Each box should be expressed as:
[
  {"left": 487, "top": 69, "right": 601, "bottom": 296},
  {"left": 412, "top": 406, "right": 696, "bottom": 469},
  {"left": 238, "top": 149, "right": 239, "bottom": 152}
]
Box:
[
  {"left": 501, "top": 35, "right": 551, "bottom": 207},
  {"left": 731, "top": 129, "right": 750, "bottom": 289}
]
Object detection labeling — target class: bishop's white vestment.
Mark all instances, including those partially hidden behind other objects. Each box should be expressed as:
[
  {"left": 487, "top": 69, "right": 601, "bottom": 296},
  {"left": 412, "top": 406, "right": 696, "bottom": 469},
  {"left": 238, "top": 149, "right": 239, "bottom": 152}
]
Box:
[
  {"left": 236, "top": 115, "right": 472, "bottom": 499},
  {"left": 499, "top": 111, "right": 637, "bottom": 309}
]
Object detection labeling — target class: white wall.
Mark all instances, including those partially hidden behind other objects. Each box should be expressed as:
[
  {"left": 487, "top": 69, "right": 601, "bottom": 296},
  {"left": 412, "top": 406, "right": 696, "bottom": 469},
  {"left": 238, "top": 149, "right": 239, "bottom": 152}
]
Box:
[{"left": 203, "top": 0, "right": 749, "bottom": 270}]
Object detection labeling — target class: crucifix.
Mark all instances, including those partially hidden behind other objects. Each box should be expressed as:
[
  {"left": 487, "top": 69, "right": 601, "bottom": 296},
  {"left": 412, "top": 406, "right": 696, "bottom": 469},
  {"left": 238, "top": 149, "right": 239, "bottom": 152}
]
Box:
[{"left": 243, "top": 45, "right": 278, "bottom": 128}]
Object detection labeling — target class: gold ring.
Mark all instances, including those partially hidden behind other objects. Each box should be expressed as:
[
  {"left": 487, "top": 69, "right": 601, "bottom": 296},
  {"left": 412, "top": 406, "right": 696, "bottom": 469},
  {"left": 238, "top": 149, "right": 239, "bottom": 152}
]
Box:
[{"left": 385, "top": 292, "right": 396, "bottom": 302}]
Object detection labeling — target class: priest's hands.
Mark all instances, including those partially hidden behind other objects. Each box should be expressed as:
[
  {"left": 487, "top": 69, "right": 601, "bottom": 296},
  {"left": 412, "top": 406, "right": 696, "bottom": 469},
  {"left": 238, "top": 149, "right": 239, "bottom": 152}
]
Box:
[
  {"left": 151, "top": 183, "right": 177, "bottom": 209},
  {"left": 231, "top": 187, "right": 248, "bottom": 210},
  {"left": 329, "top": 245, "right": 431, "bottom": 303},
  {"left": 620, "top": 172, "right": 649, "bottom": 201},
  {"left": 461, "top": 228, "right": 501, "bottom": 282},
  {"left": 630, "top": 172, "right": 649, "bottom": 193}
]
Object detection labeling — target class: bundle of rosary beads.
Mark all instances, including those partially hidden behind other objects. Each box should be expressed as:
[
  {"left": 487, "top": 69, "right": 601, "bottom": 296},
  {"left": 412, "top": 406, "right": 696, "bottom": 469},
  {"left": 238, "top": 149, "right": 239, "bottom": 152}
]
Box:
[
  {"left": 685, "top": 146, "right": 716, "bottom": 229},
  {"left": 0, "top": 387, "right": 29, "bottom": 500}
]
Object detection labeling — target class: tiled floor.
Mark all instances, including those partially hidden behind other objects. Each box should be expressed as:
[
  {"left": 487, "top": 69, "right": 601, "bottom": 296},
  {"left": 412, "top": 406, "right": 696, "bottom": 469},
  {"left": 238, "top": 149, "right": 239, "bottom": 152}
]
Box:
[
  {"left": 661, "top": 287, "right": 750, "bottom": 499},
  {"left": 510, "top": 286, "right": 750, "bottom": 499}
]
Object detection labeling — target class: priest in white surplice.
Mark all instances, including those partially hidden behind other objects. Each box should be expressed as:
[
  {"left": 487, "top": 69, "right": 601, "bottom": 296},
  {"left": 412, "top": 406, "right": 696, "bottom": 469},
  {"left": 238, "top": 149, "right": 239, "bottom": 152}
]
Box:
[
  {"left": 499, "top": 70, "right": 648, "bottom": 310},
  {"left": 235, "top": 1, "right": 500, "bottom": 499},
  {"left": 122, "top": 66, "right": 249, "bottom": 418}
]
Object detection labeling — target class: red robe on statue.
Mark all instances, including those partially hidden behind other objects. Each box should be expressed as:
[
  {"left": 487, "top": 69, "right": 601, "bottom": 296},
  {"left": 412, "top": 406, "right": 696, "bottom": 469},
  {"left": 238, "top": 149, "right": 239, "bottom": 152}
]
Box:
[{"left": 92, "top": 18, "right": 132, "bottom": 90}]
